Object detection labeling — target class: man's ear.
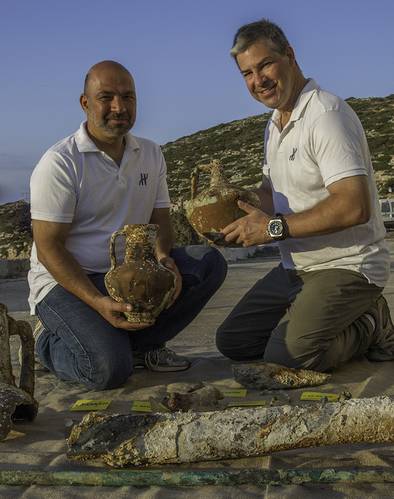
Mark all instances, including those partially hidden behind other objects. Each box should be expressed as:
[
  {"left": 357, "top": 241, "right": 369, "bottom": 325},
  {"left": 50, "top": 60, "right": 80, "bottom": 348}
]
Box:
[
  {"left": 80, "top": 94, "right": 88, "bottom": 112},
  {"left": 286, "top": 45, "right": 296, "bottom": 65}
]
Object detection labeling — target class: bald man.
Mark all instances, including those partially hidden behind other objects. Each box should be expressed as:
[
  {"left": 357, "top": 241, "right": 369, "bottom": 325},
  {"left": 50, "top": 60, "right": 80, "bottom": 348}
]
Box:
[{"left": 28, "top": 61, "right": 227, "bottom": 390}]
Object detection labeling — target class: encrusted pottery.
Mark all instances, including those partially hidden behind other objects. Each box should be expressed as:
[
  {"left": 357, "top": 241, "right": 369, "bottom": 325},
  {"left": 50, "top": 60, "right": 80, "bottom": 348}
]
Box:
[
  {"left": 104, "top": 224, "right": 176, "bottom": 325},
  {"left": 184, "top": 160, "right": 260, "bottom": 245}
]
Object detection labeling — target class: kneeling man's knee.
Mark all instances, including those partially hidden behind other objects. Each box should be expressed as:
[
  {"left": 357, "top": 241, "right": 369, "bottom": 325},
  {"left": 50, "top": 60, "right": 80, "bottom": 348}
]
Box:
[
  {"left": 206, "top": 246, "right": 228, "bottom": 283},
  {"left": 81, "top": 351, "right": 133, "bottom": 390},
  {"left": 216, "top": 324, "right": 236, "bottom": 359},
  {"left": 216, "top": 323, "right": 263, "bottom": 361},
  {"left": 263, "top": 334, "right": 326, "bottom": 371}
]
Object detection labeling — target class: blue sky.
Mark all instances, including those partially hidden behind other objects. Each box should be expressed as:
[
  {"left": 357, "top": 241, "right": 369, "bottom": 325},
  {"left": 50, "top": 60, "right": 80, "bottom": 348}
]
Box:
[{"left": 1, "top": 0, "right": 393, "bottom": 202}]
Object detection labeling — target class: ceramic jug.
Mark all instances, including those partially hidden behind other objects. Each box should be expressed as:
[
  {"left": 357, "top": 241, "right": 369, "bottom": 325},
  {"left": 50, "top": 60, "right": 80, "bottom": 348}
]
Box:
[
  {"left": 104, "top": 224, "right": 176, "bottom": 325},
  {"left": 184, "top": 160, "right": 261, "bottom": 245}
]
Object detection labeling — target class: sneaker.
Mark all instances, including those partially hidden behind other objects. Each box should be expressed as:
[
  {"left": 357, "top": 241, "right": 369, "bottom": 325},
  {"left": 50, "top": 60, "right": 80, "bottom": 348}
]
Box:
[
  {"left": 366, "top": 296, "right": 394, "bottom": 362},
  {"left": 133, "top": 346, "right": 191, "bottom": 372},
  {"left": 18, "top": 319, "right": 48, "bottom": 371}
]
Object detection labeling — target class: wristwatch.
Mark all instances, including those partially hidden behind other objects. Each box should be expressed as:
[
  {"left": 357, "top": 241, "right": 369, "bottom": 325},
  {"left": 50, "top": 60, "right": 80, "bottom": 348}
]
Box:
[{"left": 266, "top": 213, "right": 289, "bottom": 240}]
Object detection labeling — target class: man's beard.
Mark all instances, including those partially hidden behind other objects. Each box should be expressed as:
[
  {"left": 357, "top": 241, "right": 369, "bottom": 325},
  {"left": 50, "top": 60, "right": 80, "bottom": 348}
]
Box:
[{"left": 101, "top": 113, "right": 132, "bottom": 135}]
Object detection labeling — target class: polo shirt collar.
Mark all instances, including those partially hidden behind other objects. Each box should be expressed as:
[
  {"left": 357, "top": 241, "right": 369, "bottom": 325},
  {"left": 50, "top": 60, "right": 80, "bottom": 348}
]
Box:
[
  {"left": 271, "top": 78, "right": 319, "bottom": 127},
  {"left": 74, "top": 122, "right": 140, "bottom": 153}
]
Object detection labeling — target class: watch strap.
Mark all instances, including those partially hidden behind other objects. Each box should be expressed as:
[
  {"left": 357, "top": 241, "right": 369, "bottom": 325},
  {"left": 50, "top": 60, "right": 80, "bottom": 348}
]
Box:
[
  {"left": 267, "top": 213, "right": 289, "bottom": 240},
  {"left": 275, "top": 213, "right": 289, "bottom": 240}
]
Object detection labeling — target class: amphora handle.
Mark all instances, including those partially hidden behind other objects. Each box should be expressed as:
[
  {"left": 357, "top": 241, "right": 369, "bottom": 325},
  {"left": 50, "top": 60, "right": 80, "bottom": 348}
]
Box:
[
  {"left": 190, "top": 167, "right": 201, "bottom": 200},
  {"left": 109, "top": 228, "right": 126, "bottom": 270},
  {"left": 190, "top": 160, "right": 221, "bottom": 200}
]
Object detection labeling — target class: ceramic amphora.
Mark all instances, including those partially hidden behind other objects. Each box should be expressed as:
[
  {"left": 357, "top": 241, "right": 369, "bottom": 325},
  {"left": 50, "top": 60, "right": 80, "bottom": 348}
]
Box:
[
  {"left": 184, "top": 160, "right": 260, "bottom": 245},
  {"left": 104, "top": 224, "right": 176, "bottom": 325}
]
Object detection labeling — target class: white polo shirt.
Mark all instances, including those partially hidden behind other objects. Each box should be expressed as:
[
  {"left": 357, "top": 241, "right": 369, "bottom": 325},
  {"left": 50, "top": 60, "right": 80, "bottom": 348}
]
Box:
[
  {"left": 28, "top": 123, "right": 171, "bottom": 313},
  {"left": 263, "top": 79, "right": 390, "bottom": 287}
]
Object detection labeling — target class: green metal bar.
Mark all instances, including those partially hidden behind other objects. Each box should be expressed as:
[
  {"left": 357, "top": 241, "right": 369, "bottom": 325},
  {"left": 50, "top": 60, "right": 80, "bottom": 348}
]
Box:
[{"left": 0, "top": 468, "right": 394, "bottom": 487}]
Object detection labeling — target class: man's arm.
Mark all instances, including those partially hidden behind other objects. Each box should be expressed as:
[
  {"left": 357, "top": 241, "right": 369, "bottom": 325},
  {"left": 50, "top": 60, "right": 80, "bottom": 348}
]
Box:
[
  {"left": 32, "top": 220, "right": 149, "bottom": 330},
  {"left": 149, "top": 207, "right": 174, "bottom": 260},
  {"left": 149, "top": 207, "right": 182, "bottom": 302},
  {"left": 283, "top": 175, "right": 370, "bottom": 238},
  {"left": 253, "top": 175, "right": 274, "bottom": 215},
  {"left": 222, "top": 175, "right": 371, "bottom": 247}
]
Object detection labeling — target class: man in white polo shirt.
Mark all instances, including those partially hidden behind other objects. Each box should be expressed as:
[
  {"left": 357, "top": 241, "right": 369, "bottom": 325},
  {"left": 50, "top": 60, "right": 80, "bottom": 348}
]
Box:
[
  {"left": 28, "top": 60, "right": 227, "bottom": 389},
  {"left": 216, "top": 19, "right": 393, "bottom": 371}
]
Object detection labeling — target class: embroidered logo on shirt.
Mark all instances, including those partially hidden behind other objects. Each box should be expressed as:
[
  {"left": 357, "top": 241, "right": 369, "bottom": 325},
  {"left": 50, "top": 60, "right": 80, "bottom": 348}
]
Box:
[
  {"left": 139, "top": 173, "right": 148, "bottom": 186},
  {"left": 289, "top": 148, "right": 297, "bottom": 161}
]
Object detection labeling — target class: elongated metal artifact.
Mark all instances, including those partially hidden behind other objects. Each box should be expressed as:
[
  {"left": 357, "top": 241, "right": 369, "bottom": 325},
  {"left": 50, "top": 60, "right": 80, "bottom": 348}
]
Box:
[
  {"left": 232, "top": 362, "right": 331, "bottom": 390},
  {"left": 67, "top": 396, "right": 394, "bottom": 467},
  {"left": 1, "top": 467, "right": 394, "bottom": 487}
]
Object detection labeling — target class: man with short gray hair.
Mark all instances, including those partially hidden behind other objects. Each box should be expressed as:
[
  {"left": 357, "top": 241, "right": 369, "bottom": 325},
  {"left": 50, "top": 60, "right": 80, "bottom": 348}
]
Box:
[{"left": 217, "top": 19, "right": 393, "bottom": 371}]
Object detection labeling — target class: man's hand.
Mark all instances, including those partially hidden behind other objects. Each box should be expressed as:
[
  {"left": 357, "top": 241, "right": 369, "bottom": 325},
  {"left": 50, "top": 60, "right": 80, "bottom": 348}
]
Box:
[
  {"left": 95, "top": 296, "right": 152, "bottom": 331},
  {"left": 159, "top": 256, "right": 182, "bottom": 307},
  {"left": 221, "top": 200, "right": 272, "bottom": 247}
]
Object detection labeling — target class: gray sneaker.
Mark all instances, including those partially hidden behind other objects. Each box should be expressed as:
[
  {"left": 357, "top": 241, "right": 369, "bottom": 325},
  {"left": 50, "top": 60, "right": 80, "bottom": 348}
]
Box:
[
  {"left": 18, "top": 319, "right": 49, "bottom": 371},
  {"left": 366, "top": 296, "right": 394, "bottom": 362},
  {"left": 133, "top": 346, "right": 191, "bottom": 372}
]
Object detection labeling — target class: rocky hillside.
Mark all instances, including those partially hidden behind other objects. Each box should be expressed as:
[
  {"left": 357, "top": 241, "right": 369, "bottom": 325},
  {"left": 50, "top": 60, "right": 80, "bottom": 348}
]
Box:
[
  {"left": 0, "top": 200, "right": 32, "bottom": 259},
  {"left": 162, "top": 94, "right": 394, "bottom": 200},
  {"left": 1, "top": 94, "right": 393, "bottom": 259}
]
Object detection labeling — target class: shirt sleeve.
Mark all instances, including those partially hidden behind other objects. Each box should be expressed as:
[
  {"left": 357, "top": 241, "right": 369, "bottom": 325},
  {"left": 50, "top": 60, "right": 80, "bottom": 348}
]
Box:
[
  {"left": 310, "top": 110, "right": 368, "bottom": 187},
  {"left": 154, "top": 150, "right": 171, "bottom": 208},
  {"left": 30, "top": 150, "right": 77, "bottom": 223}
]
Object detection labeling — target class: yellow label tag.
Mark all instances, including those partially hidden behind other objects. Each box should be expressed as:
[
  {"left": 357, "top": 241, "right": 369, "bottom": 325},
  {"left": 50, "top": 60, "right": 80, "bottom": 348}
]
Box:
[
  {"left": 4, "top": 430, "right": 26, "bottom": 440},
  {"left": 227, "top": 399, "right": 269, "bottom": 408},
  {"left": 300, "top": 391, "right": 340, "bottom": 402},
  {"left": 221, "top": 389, "right": 247, "bottom": 398},
  {"left": 70, "top": 399, "right": 111, "bottom": 412},
  {"left": 131, "top": 400, "right": 152, "bottom": 412}
]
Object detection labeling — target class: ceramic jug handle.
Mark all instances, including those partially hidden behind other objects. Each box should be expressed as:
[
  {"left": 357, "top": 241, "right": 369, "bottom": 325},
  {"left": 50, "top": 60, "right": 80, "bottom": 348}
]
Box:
[
  {"left": 109, "top": 228, "right": 125, "bottom": 270},
  {"left": 190, "top": 166, "right": 200, "bottom": 200}
]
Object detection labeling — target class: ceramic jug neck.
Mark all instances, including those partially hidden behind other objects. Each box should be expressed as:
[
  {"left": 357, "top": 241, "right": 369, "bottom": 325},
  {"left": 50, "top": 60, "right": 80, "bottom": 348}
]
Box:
[
  {"left": 209, "top": 163, "right": 225, "bottom": 187},
  {"left": 124, "top": 241, "right": 156, "bottom": 262},
  {"left": 122, "top": 224, "right": 158, "bottom": 263}
]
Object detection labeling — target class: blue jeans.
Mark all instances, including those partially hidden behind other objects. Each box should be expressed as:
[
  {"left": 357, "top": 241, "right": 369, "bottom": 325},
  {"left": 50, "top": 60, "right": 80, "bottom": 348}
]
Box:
[{"left": 36, "top": 246, "right": 227, "bottom": 390}]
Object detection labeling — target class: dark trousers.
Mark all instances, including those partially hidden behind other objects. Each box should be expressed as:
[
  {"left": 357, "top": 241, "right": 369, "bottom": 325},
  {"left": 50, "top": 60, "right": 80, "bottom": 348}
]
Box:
[
  {"left": 36, "top": 246, "right": 227, "bottom": 390},
  {"left": 216, "top": 264, "right": 382, "bottom": 372}
]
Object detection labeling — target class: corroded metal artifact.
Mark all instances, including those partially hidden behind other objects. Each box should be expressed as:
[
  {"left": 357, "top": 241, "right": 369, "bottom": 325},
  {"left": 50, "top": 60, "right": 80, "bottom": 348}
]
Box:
[
  {"left": 0, "top": 303, "right": 38, "bottom": 440},
  {"left": 232, "top": 362, "right": 331, "bottom": 390},
  {"left": 2, "top": 467, "right": 394, "bottom": 487},
  {"left": 67, "top": 396, "right": 394, "bottom": 467},
  {"left": 161, "top": 383, "right": 223, "bottom": 412},
  {"left": 104, "top": 224, "right": 176, "bottom": 325},
  {"left": 184, "top": 160, "right": 260, "bottom": 245}
]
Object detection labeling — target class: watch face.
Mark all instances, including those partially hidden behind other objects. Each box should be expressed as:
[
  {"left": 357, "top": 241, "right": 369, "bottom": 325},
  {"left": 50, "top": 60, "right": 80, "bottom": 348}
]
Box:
[{"left": 269, "top": 219, "right": 283, "bottom": 237}]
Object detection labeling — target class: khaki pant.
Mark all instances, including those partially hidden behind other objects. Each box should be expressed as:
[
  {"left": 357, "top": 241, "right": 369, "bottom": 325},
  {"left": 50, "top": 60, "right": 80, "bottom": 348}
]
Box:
[{"left": 216, "top": 264, "right": 383, "bottom": 371}]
